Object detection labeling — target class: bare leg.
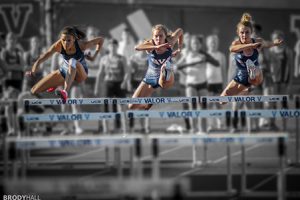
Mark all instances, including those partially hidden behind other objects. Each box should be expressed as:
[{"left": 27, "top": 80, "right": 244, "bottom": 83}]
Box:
[
  {"left": 64, "top": 59, "right": 88, "bottom": 92},
  {"left": 128, "top": 82, "right": 155, "bottom": 110},
  {"left": 64, "top": 67, "right": 76, "bottom": 92},
  {"left": 220, "top": 80, "right": 248, "bottom": 105},
  {"left": 159, "top": 64, "right": 175, "bottom": 89},
  {"left": 248, "top": 69, "right": 263, "bottom": 86},
  {"left": 31, "top": 70, "right": 64, "bottom": 94}
]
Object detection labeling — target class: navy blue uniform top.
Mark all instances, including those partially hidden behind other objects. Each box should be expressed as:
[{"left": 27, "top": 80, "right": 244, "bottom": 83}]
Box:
[
  {"left": 145, "top": 47, "right": 172, "bottom": 80},
  {"left": 60, "top": 40, "right": 85, "bottom": 62},
  {"left": 234, "top": 38, "right": 259, "bottom": 71},
  {"left": 232, "top": 38, "right": 260, "bottom": 86}
]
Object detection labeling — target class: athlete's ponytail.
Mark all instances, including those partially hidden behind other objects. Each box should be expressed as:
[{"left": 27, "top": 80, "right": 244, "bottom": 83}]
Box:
[
  {"left": 236, "top": 13, "right": 253, "bottom": 33},
  {"left": 61, "top": 26, "right": 86, "bottom": 40}
]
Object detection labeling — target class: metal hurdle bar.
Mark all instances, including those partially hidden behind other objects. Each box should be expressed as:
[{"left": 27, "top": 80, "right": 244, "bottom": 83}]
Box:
[
  {"left": 5, "top": 133, "right": 288, "bottom": 199},
  {"left": 127, "top": 109, "right": 299, "bottom": 164},
  {"left": 5, "top": 134, "right": 142, "bottom": 179},
  {"left": 23, "top": 96, "right": 199, "bottom": 106},
  {"left": 149, "top": 133, "right": 288, "bottom": 199},
  {"left": 200, "top": 95, "right": 289, "bottom": 133},
  {"left": 200, "top": 95, "right": 289, "bottom": 104}
]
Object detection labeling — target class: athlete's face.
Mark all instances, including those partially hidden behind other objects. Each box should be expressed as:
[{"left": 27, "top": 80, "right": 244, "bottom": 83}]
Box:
[
  {"left": 152, "top": 29, "right": 166, "bottom": 45},
  {"left": 60, "top": 34, "right": 75, "bottom": 51},
  {"left": 238, "top": 25, "right": 252, "bottom": 44}
]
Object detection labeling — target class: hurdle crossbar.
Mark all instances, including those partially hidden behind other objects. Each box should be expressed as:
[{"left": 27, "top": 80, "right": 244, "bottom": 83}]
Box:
[
  {"left": 24, "top": 96, "right": 198, "bottom": 106},
  {"left": 240, "top": 109, "right": 300, "bottom": 118},
  {"left": 127, "top": 110, "right": 230, "bottom": 119},
  {"left": 7, "top": 133, "right": 288, "bottom": 150},
  {"left": 8, "top": 135, "right": 142, "bottom": 150},
  {"left": 23, "top": 112, "right": 123, "bottom": 122},
  {"left": 149, "top": 133, "right": 288, "bottom": 145},
  {"left": 200, "top": 95, "right": 288, "bottom": 103},
  {"left": 127, "top": 109, "right": 300, "bottom": 119}
]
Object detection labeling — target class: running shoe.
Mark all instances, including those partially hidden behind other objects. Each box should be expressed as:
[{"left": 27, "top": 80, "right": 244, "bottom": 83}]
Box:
[
  {"left": 46, "top": 87, "right": 56, "bottom": 93},
  {"left": 246, "top": 59, "right": 256, "bottom": 80},
  {"left": 55, "top": 89, "right": 68, "bottom": 103}
]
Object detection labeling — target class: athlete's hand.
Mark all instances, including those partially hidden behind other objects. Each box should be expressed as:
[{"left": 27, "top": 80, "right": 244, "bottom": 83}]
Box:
[
  {"left": 273, "top": 39, "right": 283, "bottom": 46},
  {"left": 172, "top": 49, "right": 181, "bottom": 57}
]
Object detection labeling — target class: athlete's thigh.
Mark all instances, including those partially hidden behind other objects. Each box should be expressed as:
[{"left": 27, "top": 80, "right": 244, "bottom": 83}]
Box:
[
  {"left": 31, "top": 70, "right": 64, "bottom": 93},
  {"left": 221, "top": 80, "right": 247, "bottom": 96},
  {"left": 75, "top": 62, "right": 88, "bottom": 82},
  {"left": 132, "top": 81, "right": 154, "bottom": 98}
]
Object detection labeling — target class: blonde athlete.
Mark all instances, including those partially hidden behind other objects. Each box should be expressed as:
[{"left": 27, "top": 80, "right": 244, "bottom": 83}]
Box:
[
  {"left": 129, "top": 24, "right": 183, "bottom": 110},
  {"left": 26, "top": 26, "right": 104, "bottom": 103},
  {"left": 221, "top": 13, "right": 282, "bottom": 102}
]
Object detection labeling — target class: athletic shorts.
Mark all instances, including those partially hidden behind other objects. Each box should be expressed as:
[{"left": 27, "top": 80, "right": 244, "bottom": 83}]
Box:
[
  {"left": 142, "top": 77, "right": 160, "bottom": 88},
  {"left": 59, "top": 59, "right": 88, "bottom": 79},
  {"left": 233, "top": 69, "right": 250, "bottom": 87}
]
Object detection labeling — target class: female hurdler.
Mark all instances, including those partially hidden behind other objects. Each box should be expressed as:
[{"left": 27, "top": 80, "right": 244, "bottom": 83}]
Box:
[
  {"left": 26, "top": 26, "right": 104, "bottom": 103},
  {"left": 128, "top": 24, "right": 183, "bottom": 110},
  {"left": 220, "top": 13, "right": 283, "bottom": 102}
]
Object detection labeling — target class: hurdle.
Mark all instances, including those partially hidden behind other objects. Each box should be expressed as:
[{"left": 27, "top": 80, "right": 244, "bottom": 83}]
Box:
[
  {"left": 5, "top": 133, "right": 289, "bottom": 199},
  {"left": 149, "top": 133, "right": 288, "bottom": 199},
  {"left": 17, "top": 96, "right": 296, "bottom": 195},
  {"left": 200, "top": 95, "right": 290, "bottom": 133},
  {"left": 200, "top": 95, "right": 289, "bottom": 103},
  {"left": 20, "top": 96, "right": 199, "bottom": 173},
  {"left": 23, "top": 96, "right": 199, "bottom": 106}
]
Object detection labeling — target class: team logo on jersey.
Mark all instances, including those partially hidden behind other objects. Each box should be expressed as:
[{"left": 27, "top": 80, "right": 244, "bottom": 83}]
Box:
[{"left": 0, "top": 3, "right": 33, "bottom": 37}]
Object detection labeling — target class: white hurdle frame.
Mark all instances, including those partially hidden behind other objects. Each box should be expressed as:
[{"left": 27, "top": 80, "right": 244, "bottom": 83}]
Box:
[
  {"left": 6, "top": 133, "right": 288, "bottom": 199},
  {"left": 11, "top": 95, "right": 296, "bottom": 199},
  {"left": 200, "top": 95, "right": 289, "bottom": 103}
]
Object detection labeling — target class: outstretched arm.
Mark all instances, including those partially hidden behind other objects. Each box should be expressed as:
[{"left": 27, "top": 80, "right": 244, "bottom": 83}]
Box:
[
  {"left": 135, "top": 40, "right": 171, "bottom": 52},
  {"left": 229, "top": 40, "right": 261, "bottom": 53},
  {"left": 259, "top": 38, "right": 283, "bottom": 49},
  {"left": 29, "top": 41, "right": 59, "bottom": 75}
]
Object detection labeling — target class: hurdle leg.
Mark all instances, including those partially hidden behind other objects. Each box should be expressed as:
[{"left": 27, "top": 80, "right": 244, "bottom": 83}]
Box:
[
  {"left": 118, "top": 105, "right": 127, "bottom": 136},
  {"left": 277, "top": 137, "right": 286, "bottom": 200},
  {"left": 226, "top": 144, "right": 235, "bottom": 195},
  {"left": 133, "top": 138, "right": 143, "bottom": 179},
  {"left": 192, "top": 144, "right": 200, "bottom": 168},
  {"left": 102, "top": 119, "right": 108, "bottom": 134},
  {"left": 241, "top": 144, "right": 247, "bottom": 194},
  {"left": 152, "top": 138, "right": 160, "bottom": 180},
  {"left": 105, "top": 146, "right": 110, "bottom": 167},
  {"left": 114, "top": 146, "right": 123, "bottom": 179}
]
